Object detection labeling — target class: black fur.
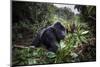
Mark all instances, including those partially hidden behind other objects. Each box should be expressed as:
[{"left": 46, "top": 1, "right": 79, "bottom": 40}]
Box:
[{"left": 31, "top": 22, "right": 66, "bottom": 53}]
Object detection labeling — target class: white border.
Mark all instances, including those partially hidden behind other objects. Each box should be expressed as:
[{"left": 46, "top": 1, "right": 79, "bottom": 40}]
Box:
[
  {"left": 0, "top": 0, "right": 100, "bottom": 67},
  {"left": 13, "top": 0, "right": 96, "bottom": 5}
]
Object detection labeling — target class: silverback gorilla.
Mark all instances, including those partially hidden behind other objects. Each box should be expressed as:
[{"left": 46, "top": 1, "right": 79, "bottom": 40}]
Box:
[{"left": 31, "top": 22, "right": 66, "bottom": 53}]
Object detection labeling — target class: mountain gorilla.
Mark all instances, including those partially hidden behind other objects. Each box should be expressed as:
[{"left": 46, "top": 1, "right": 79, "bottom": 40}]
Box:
[{"left": 31, "top": 22, "right": 66, "bottom": 53}]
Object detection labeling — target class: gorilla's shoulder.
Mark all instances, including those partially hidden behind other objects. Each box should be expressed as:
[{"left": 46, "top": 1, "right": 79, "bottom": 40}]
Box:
[{"left": 40, "top": 26, "right": 53, "bottom": 35}]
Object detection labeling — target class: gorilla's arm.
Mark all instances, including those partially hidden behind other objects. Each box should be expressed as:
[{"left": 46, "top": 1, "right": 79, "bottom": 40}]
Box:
[{"left": 40, "top": 28, "right": 58, "bottom": 52}]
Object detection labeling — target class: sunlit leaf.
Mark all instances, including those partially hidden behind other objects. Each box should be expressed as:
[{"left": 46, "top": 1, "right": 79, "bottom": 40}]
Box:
[
  {"left": 60, "top": 41, "right": 66, "bottom": 49},
  {"left": 46, "top": 52, "right": 56, "bottom": 58},
  {"left": 81, "top": 31, "right": 89, "bottom": 35},
  {"left": 70, "top": 52, "right": 78, "bottom": 58}
]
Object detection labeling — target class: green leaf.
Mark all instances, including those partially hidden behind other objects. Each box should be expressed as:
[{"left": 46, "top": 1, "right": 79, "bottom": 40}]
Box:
[
  {"left": 46, "top": 52, "right": 56, "bottom": 58},
  {"left": 60, "top": 41, "right": 66, "bottom": 49},
  {"left": 28, "top": 59, "right": 37, "bottom": 64},
  {"left": 70, "top": 52, "right": 78, "bottom": 58},
  {"left": 81, "top": 31, "right": 89, "bottom": 35}
]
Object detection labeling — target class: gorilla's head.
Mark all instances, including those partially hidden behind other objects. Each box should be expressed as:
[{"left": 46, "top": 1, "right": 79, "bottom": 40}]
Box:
[{"left": 53, "top": 22, "right": 66, "bottom": 40}]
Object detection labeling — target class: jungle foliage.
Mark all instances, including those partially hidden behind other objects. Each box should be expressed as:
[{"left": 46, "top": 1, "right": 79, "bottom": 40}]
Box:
[{"left": 12, "top": 1, "right": 96, "bottom": 66}]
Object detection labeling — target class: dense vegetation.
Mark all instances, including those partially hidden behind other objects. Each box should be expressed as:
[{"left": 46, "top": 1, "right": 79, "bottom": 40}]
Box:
[{"left": 12, "top": 1, "right": 96, "bottom": 66}]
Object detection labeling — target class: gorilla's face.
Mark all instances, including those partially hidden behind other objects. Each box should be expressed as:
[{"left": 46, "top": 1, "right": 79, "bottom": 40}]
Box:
[{"left": 53, "top": 22, "right": 66, "bottom": 39}]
